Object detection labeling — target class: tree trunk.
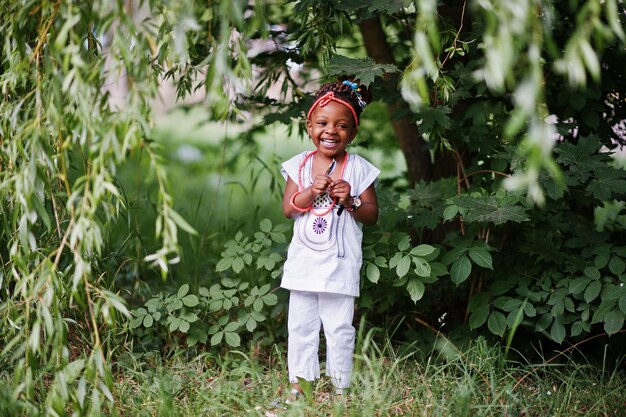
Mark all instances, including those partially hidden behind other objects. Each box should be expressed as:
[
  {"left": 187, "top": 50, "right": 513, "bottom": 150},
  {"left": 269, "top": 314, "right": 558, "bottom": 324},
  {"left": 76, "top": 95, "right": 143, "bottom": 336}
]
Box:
[{"left": 358, "top": 16, "right": 433, "bottom": 185}]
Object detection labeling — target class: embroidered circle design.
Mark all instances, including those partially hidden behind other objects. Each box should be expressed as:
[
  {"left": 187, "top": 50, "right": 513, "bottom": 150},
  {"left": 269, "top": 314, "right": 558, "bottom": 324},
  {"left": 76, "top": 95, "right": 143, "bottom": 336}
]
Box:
[{"left": 312, "top": 217, "right": 328, "bottom": 234}]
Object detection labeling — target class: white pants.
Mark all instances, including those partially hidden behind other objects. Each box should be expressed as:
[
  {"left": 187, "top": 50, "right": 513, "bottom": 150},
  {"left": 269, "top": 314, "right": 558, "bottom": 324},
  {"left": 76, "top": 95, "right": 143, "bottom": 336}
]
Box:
[{"left": 287, "top": 290, "right": 356, "bottom": 389}]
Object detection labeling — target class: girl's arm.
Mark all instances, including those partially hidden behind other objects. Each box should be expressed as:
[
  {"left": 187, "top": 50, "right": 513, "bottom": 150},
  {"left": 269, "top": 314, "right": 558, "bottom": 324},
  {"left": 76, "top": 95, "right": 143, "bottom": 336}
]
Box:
[
  {"left": 282, "top": 178, "right": 303, "bottom": 218},
  {"left": 345, "top": 184, "right": 378, "bottom": 226},
  {"left": 282, "top": 176, "right": 332, "bottom": 218},
  {"left": 329, "top": 180, "right": 378, "bottom": 226}
]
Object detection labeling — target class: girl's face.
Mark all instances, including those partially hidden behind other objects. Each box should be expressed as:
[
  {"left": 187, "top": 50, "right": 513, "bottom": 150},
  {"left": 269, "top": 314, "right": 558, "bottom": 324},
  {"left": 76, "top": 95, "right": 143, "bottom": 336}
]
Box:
[{"left": 306, "top": 101, "right": 357, "bottom": 160}]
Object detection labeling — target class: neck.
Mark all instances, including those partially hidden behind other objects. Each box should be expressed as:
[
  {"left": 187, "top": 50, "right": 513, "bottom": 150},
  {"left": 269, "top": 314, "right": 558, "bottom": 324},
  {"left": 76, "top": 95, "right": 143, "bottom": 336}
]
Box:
[{"left": 315, "top": 150, "right": 346, "bottom": 164}]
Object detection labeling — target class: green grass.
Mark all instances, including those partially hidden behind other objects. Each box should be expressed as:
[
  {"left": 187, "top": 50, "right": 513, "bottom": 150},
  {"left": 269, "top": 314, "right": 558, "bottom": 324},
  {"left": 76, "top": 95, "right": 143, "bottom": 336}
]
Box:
[{"left": 105, "top": 334, "right": 625, "bottom": 417}]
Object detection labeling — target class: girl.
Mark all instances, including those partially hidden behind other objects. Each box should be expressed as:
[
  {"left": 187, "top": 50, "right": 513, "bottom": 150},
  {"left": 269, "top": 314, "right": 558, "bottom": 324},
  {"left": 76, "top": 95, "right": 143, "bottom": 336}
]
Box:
[{"left": 280, "top": 80, "right": 379, "bottom": 401}]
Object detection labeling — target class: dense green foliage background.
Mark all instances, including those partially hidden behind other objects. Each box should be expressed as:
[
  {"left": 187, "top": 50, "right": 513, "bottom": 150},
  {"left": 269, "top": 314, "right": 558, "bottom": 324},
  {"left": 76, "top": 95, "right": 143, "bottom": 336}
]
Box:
[{"left": 1, "top": 0, "right": 625, "bottom": 415}]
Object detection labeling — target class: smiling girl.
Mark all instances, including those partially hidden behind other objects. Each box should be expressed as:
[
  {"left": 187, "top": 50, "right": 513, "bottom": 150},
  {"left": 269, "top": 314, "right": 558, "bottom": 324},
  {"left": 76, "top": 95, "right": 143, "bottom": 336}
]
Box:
[{"left": 278, "top": 80, "right": 379, "bottom": 403}]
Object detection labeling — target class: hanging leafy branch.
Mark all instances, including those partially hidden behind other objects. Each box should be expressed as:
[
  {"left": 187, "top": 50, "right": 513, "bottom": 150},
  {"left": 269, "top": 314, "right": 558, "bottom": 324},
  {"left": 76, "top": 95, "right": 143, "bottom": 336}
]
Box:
[{"left": 0, "top": 0, "right": 264, "bottom": 414}]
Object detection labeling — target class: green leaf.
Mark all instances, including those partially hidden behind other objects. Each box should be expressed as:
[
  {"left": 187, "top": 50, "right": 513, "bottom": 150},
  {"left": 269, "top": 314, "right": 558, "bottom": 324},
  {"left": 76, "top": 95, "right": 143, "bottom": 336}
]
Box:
[
  {"left": 143, "top": 315, "right": 154, "bottom": 328},
  {"left": 469, "top": 304, "right": 490, "bottom": 329},
  {"left": 389, "top": 252, "right": 403, "bottom": 268},
  {"left": 613, "top": 247, "right": 626, "bottom": 258},
  {"left": 524, "top": 303, "right": 537, "bottom": 317},
  {"left": 169, "top": 317, "right": 181, "bottom": 332},
  {"left": 327, "top": 55, "right": 398, "bottom": 86},
  {"left": 181, "top": 311, "right": 198, "bottom": 322},
  {"left": 587, "top": 168, "right": 626, "bottom": 200},
  {"left": 270, "top": 232, "right": 286, "bottom": 243},
  {"left": 595, "top": 251, "right": 611, "bottom": 269},
  {"left": 441, "top": 247, "right": 467, "bottom": 265},
  {"left": 211, "top": 331, "right": 224, "bottom": 346},
  {"left": 262, "top": 294, "right": 278, "bottom": 306},
  {"left": 258, "top": 284, "right": 270, "bottom": 295},
  {"left": 468, "top": 248, "right": 493, "bottom": 270},
  {"left": 550, "top": 320, "right": 566, "bottom": 344},
  {"left": 450, "top": 256, "right": 472, "bottom": 285},
  {"left": 604, "top": 309, "right": 624, "bottom": 335},
  {"left": 374, "top": 256, "right": 388, "bottom": 268},
  {"left": 367, "top": 0, "right": 409, "bottom": 14},
  {"left": 442, "top": 205, "right": 458, "bottom": 221},
  {"left": 232, "top": 257, "right": 244, "bottom": 273},
  {"left": 396, "top": 255, "right": 411, "bottom": 278},
  {"left": 487, "top": 311, "right": 507, "bottom": 336},
  {"left": 225, "top": 322, "right": 239, "bottom": 332},
  {"left": 224, "top": 332, "right": 241, "bottom": 347},
  {"left": 619, "top": 294, "right": 626, "bottom": 314},
  {"left": 410, "top": 244, "right": 436, "bottom": 257},
  {"left": 169, "top": 299, "right": 183, "bottom": 311},
  {"left": 130, "top": 317, "right": 143, "bottom": 329},
  {"left": 494, "top": 297, "right": 522, "bottom": 312},
  {"left": 457, "top": 195, "right": 530, "bottom": 225},
  {"left": 260, "top": 218, "right": 272, "bottom": 233},
  {"left": 413, "top": 258, "right": 431, "bottom": 278},
  {"left": 244, "top": 296, "right": 254, "bottom": 308},
  {"left": 177, "top": 284, "right": 190, "bottom": 298},
  {"left": 398, "top": 235, "right": 411, "bottom": 251},
  {"left": 551, "top": 297, "right": 565, "bottom": 316},
  {"left": 407, "top": 278, "right": 425, "bottom": 303},
  {"left": 63, "top": 359, "right": 85, "bottom": 384},
  {"left": 54, "top": 13, "right": 81, "bottom": 50},
  {"left": 169, "top": 208, "right": 198, "bottom": 235},
  {"left": 584, "top": 266, "right": 601, "bottom": 280},
  {"left": 535, "top": 313, "right": 553, "bottom": 332},
  {"left": 366, "top": 263, "right": 380, "bottom": 283},
  {"left": 429, "top": 262, "right": 448, "bottom": 279},
  {"left": 609, "top": 256, "right": 625, "bottom": 276},
  {"left": 182, "top": 295, "right": 199, "bottom": 307},
  {"left": 179, "top": 320, "right": 190, "bottom": 333},
  {"left": 416, "top": 106, "right": 452, "bottom": 131},
  {"left": 569, "top": 277, "right": 590, "bottom": 295},
  {"left": 246, "top": 318, "right": 257, "bottom": 332},
  {"left": 584, "top": 281, "right": 602, "bottom": 303},
  {"left": 592, "top": 300, "right": 616, "bottom": 324}
]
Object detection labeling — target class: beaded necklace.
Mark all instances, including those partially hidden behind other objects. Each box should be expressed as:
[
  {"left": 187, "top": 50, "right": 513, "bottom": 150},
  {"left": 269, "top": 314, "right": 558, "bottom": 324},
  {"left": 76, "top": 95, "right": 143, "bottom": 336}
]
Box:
[{"left": 289, "top": 149, "right": 349, "bottom": 216}]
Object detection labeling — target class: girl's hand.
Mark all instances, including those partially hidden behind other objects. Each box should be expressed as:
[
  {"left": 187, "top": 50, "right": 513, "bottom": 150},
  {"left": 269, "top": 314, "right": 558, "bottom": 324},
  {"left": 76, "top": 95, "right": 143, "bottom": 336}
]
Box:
[
  {"left": 311, "top": 174, "right": 333, "bottom": 196},
  {"left": 328, "top": 180, "right": 352, "bottom": 205}
]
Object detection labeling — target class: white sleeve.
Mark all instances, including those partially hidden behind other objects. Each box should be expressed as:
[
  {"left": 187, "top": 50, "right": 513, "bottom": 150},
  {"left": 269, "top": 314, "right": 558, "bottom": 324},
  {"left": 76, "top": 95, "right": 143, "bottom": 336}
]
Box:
[
  {"left": 351, "top": 155, "right": 380, "bottom": 197},
  {"left": 281, "top": 152, "right": 306, "bottom": 184}
]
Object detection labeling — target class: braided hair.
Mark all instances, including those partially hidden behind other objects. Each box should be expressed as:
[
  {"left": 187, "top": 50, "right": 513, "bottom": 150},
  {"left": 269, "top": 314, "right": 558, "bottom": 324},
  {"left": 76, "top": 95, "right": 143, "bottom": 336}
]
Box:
[{"left": 311, "top": 79, "right": 373, "bottom": 123}]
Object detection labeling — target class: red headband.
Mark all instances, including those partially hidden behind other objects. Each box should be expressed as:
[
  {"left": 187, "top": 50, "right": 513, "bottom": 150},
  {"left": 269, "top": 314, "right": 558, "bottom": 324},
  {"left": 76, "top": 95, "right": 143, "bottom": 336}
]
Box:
[{"left": 306, "top": 92, "right": 359, "bottom": 126}]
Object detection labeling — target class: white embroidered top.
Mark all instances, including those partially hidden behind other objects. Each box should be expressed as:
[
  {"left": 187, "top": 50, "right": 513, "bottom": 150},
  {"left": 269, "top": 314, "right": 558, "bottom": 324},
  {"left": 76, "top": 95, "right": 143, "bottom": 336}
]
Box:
[{"left": 280, "top": 151, "right": 380, "bottom": 296}]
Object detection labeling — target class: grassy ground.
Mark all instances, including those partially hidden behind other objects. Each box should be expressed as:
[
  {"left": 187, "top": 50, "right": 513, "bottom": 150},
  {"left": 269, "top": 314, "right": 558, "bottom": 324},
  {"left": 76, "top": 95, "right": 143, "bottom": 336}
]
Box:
[{"left": 109, "top": 335, "right": 625, "bottom": 417}]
